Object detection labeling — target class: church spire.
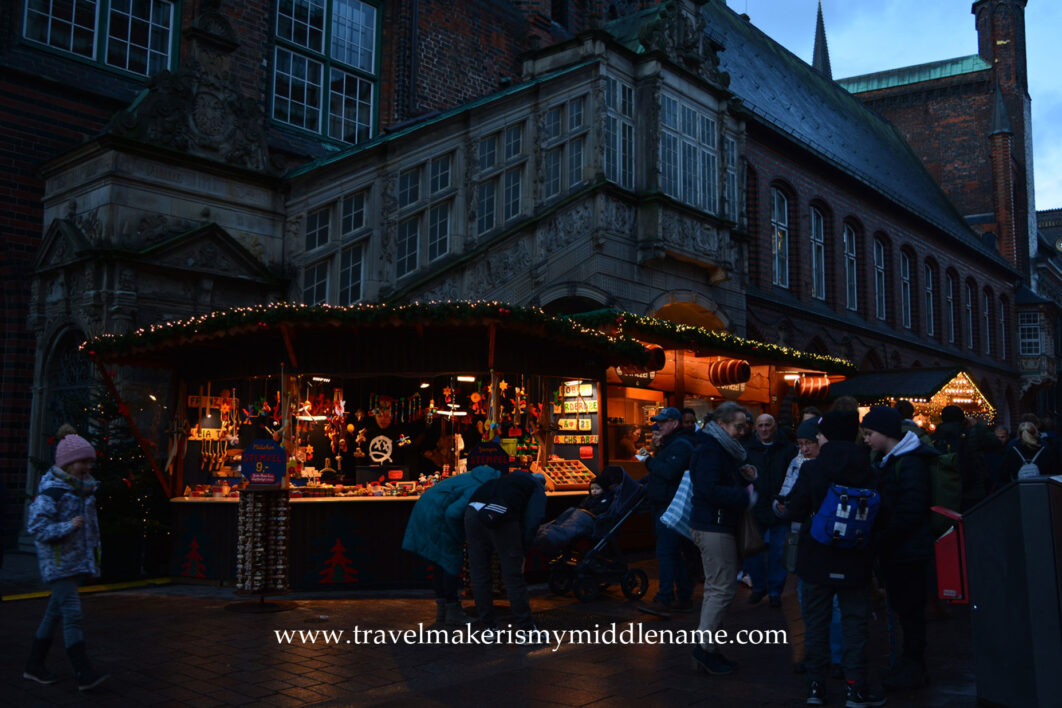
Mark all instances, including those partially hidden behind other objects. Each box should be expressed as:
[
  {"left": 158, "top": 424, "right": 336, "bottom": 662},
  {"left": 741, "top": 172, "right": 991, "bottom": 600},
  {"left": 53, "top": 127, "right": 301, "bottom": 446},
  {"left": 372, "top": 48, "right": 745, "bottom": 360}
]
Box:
[{"left": 812, "top": 1, "right": 832, "bottom": 79}]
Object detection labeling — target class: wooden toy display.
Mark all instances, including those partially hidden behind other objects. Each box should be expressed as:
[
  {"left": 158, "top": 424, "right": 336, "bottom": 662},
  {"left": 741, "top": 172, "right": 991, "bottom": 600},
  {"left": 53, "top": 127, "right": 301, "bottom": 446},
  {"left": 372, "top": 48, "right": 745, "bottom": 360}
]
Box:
[
  {"left": 236, "top": 489, "right": 290, "bottom": 593},
  {"left": 533, "top": 458, "right": 595, "bottom": 491}
]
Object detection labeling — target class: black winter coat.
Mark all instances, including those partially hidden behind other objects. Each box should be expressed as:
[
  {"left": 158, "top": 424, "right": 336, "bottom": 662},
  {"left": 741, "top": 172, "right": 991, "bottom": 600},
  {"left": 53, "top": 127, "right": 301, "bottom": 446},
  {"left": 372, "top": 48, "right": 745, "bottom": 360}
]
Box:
[
  {"left": 785, "top": 441, "right": 877, "bottom": 587},
  {"left": 875, "top": 442, "right": 938, "bottom": 563},
  {"left": 645, "top": 428, "right": 697, "bottom": 509},
  {"left": 745, "top": 435, "right": 798, "bottom": 527},
  {"left": 689, "top": 437, "right": 750, "bottom": 533}
]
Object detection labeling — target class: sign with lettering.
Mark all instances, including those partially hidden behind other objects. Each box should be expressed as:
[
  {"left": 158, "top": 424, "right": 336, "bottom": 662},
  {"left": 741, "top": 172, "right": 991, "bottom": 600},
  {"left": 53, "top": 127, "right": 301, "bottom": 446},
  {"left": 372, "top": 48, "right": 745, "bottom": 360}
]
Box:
[
  {"left": 467, "top": 442, "right": 510, "bottom": 474},
  {"left": 241, "top": 439, "right": 286, "bottom": 486}
]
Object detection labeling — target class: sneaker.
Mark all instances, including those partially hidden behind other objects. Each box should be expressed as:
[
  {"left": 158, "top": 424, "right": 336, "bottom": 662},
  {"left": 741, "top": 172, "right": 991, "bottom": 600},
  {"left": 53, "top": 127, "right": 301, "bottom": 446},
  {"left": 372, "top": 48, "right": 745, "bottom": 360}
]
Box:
[
  {"left": 691, "top": 646, "right": 734, "bottom": 675},
  {"left": 671, "top": 598, "right": 695, "bottom": 613},
  {"left": 22, "top": 667, "right": 58, "bottom": 686},
  {"left": 769, "top": 595, "right": 782, "bottom": 608},
  {"left": 845, "top": 682, "right": 887, "bottom": 707},
  {"left": 747, "top": 590, "right": 767, "bottom": 605},
  {"left": 806, "top": 680, "right": 827, "bottom": 705},
  {"left": 638, "top": 599, "right": 672, "bottom": 618}
]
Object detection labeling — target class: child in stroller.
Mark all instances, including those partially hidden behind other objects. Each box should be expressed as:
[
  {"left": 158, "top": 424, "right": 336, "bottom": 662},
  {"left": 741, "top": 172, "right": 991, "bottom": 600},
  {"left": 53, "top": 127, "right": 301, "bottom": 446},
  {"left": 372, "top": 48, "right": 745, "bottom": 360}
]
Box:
[{"left": 534, "top": 466, "right": 649, "bottom": 602}]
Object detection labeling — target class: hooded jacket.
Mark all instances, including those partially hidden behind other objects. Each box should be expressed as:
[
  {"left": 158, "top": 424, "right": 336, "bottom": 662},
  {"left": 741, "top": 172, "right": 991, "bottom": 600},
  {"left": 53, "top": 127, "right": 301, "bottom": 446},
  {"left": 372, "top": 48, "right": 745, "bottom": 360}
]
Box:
[
  {"left": 401, "top": 465, "right": 500, "bottom": 577},
  {"left": 875, "top": 431, "right": 938, "bottom": 563},
  {"left": 27, "top": 466, "right": 102, "bottom": 584},
  {"left": 784, "top": 441, "right": 877, "bottom": 587}
]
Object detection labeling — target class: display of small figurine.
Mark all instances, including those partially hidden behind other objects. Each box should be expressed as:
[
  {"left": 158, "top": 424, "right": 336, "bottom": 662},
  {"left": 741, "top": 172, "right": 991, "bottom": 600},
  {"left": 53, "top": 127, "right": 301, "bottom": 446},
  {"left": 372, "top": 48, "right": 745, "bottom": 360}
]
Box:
[{"left": 319, "top": 458, "right": 340, "bottom": 484}]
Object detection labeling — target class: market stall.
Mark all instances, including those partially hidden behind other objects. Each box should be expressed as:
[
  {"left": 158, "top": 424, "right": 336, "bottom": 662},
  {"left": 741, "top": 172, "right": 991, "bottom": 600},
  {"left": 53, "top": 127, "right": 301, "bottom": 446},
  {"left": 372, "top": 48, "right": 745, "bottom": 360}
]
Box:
[
  {"left": 826, "top": 367, "right": 997, "bottom": 429},
  {"left": 569, "top": 309, "right": 856, "bottom": 460},
  {"left": 83, "top": 302, "right": 663, "bottom": 590}
]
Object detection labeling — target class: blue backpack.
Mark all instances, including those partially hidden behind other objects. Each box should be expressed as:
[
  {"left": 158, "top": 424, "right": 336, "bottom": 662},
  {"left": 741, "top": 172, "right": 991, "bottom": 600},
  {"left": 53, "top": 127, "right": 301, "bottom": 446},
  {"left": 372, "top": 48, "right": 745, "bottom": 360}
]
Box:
[{"left": 809, "top": 484, "right": 881, "bottom": 549}]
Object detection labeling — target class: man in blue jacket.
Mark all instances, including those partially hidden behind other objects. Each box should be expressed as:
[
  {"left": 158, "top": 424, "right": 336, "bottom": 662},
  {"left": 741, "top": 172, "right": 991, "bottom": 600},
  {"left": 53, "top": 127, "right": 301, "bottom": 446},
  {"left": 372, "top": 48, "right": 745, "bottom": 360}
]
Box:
[
  {"left": 464, "top": 470, "right": 547, "bottom": 634},
  {"left": 639, "top": 407, "right": 699, "bottom": 617},
  {"left": 744, "top": 413, "right": 797, "bottom": 607}
]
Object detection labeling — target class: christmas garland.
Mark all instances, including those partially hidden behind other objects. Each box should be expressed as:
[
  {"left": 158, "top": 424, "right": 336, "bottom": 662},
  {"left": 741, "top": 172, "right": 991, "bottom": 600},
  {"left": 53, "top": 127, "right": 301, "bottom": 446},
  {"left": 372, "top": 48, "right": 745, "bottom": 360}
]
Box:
[
  {"left": 568, "top": 309, "right": 857, "bottom": 373},
  {"left": 82, "top": 301, "right": 655, "bottom": 366}
]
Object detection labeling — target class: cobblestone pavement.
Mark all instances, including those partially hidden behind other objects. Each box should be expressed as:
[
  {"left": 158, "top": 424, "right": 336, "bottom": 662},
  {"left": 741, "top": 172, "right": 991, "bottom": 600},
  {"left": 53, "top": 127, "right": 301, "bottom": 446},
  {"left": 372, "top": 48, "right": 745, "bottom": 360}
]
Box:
[{"left": 1, "top": 552, "right": 977, "bottom": 707}]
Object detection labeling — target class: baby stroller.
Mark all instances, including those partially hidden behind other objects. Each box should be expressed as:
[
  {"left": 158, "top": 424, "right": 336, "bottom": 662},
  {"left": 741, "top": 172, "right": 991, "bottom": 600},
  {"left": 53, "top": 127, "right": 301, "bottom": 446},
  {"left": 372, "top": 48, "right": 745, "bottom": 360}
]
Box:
[{"left": 535, "top": 470, "right": 649, "bottom": 602}]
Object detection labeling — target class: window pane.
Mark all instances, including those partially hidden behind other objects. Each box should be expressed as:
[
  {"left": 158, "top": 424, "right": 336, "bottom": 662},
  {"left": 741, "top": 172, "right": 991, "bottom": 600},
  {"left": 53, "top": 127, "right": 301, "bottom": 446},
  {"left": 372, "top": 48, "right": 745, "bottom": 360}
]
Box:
[
  {"left": 338, "top": 243, "right": 362, "bottom": 305},
  {"left": 568, "top": 137, "right": 584, "bottom": 186},
  {"left": 568, "top": 96, "right": 584, "bottom": 130},
  {"left": 305, "top": 207, "right": 330, "bottom": 250},
  {"left": 544, "top": 107, "right": 562, "bottom": 141},
  {"left": 398, "top": 167, "right": 420, "bottom": 208},
  {"left": 544, "top": 148, "right": 561, "bottom": 198},
  {"left": 428, "top": 201, "right": 450, "bottom": 261},
  {"left": 328, "top": 67, "right": 372, "bottom": 144},
  {"left": 504, "top": 168, "right": 521, "bottom": 221},
  {"left": 477, "top": 136, "right": 496, "bottom": 172},
  {"left": 303, "top": 261, "right": 329, "bottom": 304},
  {"left": 341, "top": 190, "right": 366, "bottom": 234},
  {"left": 274, "top": 47, "right": 323, "bottom": 131},
  {"left": 476, "top": 180, "right": 496, "bottom": 234},
  {"left": 26, "top": 0, "right": 98, "bottom": 58},
  {"left": 505, "top": 124, "right": 522, "bottom": 160},
  {"left": 277, "top": 0, "right": 325, "bottom": 52},
  {"left": 331, "top": 0, "right": 376, "bottom": 72},
  {"left": 396, "top": 216, "right": 418, "bottom": 277},
  {"left": 429, "top": 154, "right": 450, "bottom": 193}
]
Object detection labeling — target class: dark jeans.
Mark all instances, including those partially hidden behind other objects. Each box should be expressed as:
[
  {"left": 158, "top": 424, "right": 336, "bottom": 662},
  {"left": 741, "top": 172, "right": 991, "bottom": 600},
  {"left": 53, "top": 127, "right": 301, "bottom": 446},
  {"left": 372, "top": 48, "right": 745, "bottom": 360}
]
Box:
[
  {"left": 801, "top": 581, "right": 871, "bottom": 684},
  {"left": 36, "top": 575, "right": 86, "bottom": 647},
  {"left": 653, "top": 508, "right": 694, "bottom": 604},
  {"left": 463, "top": 506, "right": 534, "bottom": 629},
  {"left": 880, "top": 558, "right": 928, "bottom": 662},
  {"left": 745, "top": 522, "right": 788, "bottom": 597}
]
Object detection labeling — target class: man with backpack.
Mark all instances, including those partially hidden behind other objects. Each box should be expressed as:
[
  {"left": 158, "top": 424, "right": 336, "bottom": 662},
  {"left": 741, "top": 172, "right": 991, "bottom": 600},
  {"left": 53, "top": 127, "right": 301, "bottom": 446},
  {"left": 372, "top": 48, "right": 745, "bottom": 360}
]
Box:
[
  {"left": 783, "top": 410, "right": 886, "bottom": 707},
  {"left": 862, "top": 406, "right": 937, "bottom": 694}
]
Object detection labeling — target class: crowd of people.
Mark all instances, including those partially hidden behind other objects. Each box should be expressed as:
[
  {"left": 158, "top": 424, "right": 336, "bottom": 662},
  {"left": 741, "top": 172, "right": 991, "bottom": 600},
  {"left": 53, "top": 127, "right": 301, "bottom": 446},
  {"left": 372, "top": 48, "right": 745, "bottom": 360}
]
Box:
[{"left": 637, "top": 398, "right": 1060, "bottom": 707}]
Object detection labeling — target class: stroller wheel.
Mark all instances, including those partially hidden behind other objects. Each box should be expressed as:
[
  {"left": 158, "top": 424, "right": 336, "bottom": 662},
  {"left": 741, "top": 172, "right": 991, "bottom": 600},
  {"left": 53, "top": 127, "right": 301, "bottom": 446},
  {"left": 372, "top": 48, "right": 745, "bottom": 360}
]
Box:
[
  {"left": 621, "top": 569, "right": 649, "bottom": 600},
  {"left": 548, "top": 566, "right": 574, "bottom": 596},
  {"left": 573, "top": 575, "right": 601, "bottom": 603}
]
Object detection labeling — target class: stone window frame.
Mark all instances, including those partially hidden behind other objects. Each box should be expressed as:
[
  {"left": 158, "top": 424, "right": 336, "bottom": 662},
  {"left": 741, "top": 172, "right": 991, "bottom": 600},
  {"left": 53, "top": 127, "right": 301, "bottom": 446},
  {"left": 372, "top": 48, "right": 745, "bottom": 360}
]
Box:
[
  {"left": 272, "top": 0, "right": 378, "bottom": 145},
  {"left": 396, "top": 151, "right": 457, "bottom": 279},
  {"left": 540, "top": 94, "right": 590, "bottom": 203},
  {"left": 300, "top": 184, "right": 372, "bottom": 305},
  {"left": 22, "top": 0, "right": 177, "bottom": 78},
  {"left": 604, "top": 74, "right": 635, "bottom": 191},
  {"left": 658, "top": 92, "right": 721, "bottom": 215},
  {"left": 475, "top": 120, "right": 527, "bottom": 236},
  {"left": 1018, "top": 311, "right": 1041, "bottom": 356}
]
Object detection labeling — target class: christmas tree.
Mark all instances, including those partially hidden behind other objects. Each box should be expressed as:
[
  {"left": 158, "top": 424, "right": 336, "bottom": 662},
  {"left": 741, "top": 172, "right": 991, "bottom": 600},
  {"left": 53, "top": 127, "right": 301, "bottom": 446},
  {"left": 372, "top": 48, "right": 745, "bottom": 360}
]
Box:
[{"left": 318, "top": 539, "right": 358, "bottom": 584}]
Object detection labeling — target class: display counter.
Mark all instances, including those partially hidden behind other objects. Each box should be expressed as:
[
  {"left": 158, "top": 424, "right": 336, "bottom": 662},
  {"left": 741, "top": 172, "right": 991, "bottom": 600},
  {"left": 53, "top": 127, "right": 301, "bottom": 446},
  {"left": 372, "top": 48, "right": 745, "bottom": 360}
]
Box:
[{"left": 171, "top": 491, "right": 586, "bottom": 591}]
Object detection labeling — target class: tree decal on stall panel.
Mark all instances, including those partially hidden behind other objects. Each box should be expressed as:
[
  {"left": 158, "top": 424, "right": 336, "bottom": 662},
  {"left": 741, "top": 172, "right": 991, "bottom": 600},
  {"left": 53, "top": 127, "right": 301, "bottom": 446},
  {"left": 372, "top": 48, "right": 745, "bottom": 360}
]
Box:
[
  {"left": 319, "top": 538, "right": 359, "bottom": 584},
  {"left": 181, "top": 537, "right": 207, "bottom": 578}
]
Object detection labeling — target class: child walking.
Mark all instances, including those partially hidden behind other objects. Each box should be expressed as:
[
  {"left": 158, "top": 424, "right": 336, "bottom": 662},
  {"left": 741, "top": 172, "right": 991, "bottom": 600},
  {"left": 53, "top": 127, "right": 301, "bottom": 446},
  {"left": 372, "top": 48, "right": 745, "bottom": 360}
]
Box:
[{"left": 24, "top": 424, "right": 109, "bottom": 691}]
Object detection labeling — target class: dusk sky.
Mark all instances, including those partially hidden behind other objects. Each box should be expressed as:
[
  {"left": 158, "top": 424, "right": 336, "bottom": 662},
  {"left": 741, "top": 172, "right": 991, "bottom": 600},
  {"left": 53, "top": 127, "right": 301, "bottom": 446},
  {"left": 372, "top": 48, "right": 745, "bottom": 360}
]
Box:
[{"left": 725, "top": 0, "right": 1062, "bottom": 212}]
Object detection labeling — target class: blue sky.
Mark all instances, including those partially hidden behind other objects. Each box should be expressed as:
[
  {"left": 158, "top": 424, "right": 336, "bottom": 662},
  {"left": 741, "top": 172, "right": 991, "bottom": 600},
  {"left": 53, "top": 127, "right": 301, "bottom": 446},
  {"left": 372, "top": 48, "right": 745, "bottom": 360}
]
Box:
[{"left": 725, "top": 0, "right": 1062, "bottom": 212}]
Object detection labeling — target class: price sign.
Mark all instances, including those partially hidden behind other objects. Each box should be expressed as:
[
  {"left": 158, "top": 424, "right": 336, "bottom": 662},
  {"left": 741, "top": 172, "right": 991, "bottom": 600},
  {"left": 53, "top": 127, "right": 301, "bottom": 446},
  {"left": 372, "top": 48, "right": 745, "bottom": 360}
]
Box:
[
  {"left": 467, "top": 442, "right": 510, "bottom": 474},
  {"left": 241, "top": 439, "right": 286, "bottom": 486}
]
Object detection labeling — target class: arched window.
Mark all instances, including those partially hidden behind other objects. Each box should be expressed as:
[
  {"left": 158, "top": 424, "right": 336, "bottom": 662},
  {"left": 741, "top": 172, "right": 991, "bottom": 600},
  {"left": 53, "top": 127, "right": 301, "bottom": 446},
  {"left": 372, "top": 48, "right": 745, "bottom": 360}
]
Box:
[
  {"left": 771, "top": 187, "right": 789, "bottom": 288},
  {"left": 923, "top": 261, "right": 936, "bottom": 337},
  {"left": 873, "top": 238, "right": 887, "bottom": 321},
  {"left": 900, "top": 251, "right": 912, "bottom": 329},
  {"left": 843, "top": 223, "right": 858, "bottom": 311},
  {"left": 810, "top": 206, "right": 826, "bottom": 300}
]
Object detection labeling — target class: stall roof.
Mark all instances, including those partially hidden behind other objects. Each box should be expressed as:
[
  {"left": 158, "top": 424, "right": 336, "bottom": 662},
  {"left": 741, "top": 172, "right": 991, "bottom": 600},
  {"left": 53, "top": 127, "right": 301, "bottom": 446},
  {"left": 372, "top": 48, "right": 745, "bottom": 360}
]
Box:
[
  {"left": 826, "top": 367, "right": 962, "bottom": 401},
  {"left": 568, "top": 310, "right": 856, "bottom": 373},
  {"left": 82, "top": 302, "right": 664, "bottom": 380}
]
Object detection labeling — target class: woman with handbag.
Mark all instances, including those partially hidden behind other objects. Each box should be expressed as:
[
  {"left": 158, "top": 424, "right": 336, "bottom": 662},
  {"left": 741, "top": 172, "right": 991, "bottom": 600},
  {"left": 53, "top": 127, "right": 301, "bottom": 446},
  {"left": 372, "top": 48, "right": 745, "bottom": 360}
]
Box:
[{"left": 688, "top": 401, "right": 758, "bottom": 676}]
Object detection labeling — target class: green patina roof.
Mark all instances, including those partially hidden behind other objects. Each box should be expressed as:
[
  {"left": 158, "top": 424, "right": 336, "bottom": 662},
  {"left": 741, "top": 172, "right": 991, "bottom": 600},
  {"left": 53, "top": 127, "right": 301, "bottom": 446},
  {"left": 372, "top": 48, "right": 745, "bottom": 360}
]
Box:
[{"left": 837, "top": 55, "right": 991, "bottom": 94}]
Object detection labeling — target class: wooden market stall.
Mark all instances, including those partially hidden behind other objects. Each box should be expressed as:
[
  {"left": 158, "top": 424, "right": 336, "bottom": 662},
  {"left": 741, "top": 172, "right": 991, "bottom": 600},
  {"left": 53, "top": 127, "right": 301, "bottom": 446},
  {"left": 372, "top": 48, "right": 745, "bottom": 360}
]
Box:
[
  {"left": 83, "top": 302, "right": 664, "bottom": 590},
  {"left": 568, "top": 310, "right": 857, "bottom": 460}
]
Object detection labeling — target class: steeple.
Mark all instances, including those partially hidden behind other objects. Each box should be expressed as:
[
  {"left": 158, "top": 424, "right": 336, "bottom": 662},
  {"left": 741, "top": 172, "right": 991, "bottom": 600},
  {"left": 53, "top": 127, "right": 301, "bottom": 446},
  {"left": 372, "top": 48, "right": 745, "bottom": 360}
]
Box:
[{"left": 812, "top": 1, "right": 832, "bottom": 79}]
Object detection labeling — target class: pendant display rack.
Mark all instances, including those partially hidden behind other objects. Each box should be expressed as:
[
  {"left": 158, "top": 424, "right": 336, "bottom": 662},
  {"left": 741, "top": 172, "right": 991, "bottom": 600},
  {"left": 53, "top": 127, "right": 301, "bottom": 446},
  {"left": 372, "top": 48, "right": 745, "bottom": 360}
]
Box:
[{"left": 236, "top": 489, "right": 290, "bottom": 593}]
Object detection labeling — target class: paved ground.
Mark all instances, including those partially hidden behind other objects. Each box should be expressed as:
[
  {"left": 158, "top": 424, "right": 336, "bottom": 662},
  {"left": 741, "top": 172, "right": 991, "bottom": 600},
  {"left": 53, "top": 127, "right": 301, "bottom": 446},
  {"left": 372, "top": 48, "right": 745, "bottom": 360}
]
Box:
[{"left": 1, "top": 551, "right": 977, "bottom": 707}]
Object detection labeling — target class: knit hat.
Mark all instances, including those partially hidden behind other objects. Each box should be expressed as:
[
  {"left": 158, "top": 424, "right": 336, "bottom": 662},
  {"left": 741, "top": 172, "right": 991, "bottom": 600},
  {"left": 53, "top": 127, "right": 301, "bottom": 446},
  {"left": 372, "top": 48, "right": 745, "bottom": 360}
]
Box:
[
  {"left": 817, "top": 410, "right": 858, "bottom": 442},
  {"left": 941, "top": 405, "right": 965, "bottom": 424},
  {"left": 796, "top": 418, "right": 820, "bottom": 441},
  {"left": 861, "top": 406, "right": 902, "bottom": 440},
  {"left": 55, "top": 427, "right": 96, "bottom": 468}
]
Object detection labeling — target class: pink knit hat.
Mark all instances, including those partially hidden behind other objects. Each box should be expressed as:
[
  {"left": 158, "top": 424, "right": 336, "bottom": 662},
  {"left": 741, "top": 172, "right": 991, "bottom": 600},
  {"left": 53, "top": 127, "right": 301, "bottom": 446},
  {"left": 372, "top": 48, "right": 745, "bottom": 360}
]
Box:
[{"left": 55, "top": 433, "right": 96, "bottom": 468}]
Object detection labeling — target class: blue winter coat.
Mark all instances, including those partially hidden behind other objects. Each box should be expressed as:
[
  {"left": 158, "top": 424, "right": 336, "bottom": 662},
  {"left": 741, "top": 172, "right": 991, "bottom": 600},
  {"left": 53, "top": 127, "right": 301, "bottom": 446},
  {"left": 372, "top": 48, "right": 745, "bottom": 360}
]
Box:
[
  {"left": 401, "top": 465, "right": 500, "bottom": 577},
  {"left": 27, "top": 466, "right": 102, "bottom": 584}
]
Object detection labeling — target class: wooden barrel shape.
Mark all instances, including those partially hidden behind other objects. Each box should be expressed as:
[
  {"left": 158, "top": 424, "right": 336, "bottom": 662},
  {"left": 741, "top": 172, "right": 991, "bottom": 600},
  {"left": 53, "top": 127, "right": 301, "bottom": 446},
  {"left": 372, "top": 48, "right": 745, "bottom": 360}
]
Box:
[
  {"left": 707, "top": 358, "right": 751, "bottom": 387},
  {"left": 796, "top": 376, "right": 830, "bottom": 400}
]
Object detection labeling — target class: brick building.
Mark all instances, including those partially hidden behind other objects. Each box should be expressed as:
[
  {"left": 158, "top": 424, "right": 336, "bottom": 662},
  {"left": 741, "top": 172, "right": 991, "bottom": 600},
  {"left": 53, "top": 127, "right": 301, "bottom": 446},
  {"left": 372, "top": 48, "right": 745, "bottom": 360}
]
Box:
[{"left": 0, "top": 0, "right": 1046, "bottom": 546}]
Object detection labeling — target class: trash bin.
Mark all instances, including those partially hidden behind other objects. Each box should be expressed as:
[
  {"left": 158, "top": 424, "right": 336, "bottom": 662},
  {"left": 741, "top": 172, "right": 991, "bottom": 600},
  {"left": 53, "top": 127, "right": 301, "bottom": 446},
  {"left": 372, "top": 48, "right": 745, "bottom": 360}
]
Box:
[{"left": 963, "top": 476, "right": 1062, "bottom": 707}]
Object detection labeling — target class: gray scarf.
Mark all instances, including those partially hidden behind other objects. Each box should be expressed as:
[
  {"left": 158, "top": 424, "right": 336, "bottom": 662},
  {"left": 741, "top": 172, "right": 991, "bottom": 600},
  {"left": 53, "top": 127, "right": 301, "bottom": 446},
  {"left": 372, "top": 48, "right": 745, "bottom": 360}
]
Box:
[{"left": 705, "top": 421, "right": 747, "bottom": 463}]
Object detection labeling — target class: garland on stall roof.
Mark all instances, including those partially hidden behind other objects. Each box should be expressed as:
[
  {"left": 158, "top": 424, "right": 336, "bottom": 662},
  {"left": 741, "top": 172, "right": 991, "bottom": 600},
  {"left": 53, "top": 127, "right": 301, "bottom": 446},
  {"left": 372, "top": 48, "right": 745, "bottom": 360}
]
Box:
[
  {"left": 80, "top": 301, "right": 654, "bottom": 366},
  {"left": 568, "top": 309, "right": 857, "bottom": 374}
]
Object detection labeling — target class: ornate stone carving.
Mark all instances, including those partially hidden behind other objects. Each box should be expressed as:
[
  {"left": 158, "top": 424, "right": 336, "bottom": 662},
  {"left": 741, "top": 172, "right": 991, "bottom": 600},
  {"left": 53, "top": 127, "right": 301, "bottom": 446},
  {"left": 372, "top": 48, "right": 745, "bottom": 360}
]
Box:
[
  {"left": 638, "top": 0, "right": 728, "bottom": 88},
  {"left": 419, "top": 276, "right": 461, "bottom": 302},
  {"left": 538, "top": 202, "right": 593, "bottom": 256}
]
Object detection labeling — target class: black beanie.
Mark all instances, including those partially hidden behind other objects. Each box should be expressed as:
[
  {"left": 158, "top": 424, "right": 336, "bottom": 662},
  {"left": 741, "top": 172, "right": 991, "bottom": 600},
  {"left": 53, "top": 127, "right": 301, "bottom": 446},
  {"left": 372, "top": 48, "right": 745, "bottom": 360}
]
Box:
[
  {"left": 817, "top": 410, "right": 858, "bottom": 442},
  {"left": 941, "top": 405, "right": 965, "bottom": 424},
  {"left": 861, "top": 406, "right": 902, "bottom": 439}
]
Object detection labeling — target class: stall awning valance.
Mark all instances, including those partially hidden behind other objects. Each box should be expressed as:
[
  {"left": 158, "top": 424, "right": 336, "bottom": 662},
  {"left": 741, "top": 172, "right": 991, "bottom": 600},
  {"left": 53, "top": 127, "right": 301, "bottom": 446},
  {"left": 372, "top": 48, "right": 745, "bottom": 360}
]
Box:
[{"left": 827, "top": 367, "right": 962, "bottom": 401}]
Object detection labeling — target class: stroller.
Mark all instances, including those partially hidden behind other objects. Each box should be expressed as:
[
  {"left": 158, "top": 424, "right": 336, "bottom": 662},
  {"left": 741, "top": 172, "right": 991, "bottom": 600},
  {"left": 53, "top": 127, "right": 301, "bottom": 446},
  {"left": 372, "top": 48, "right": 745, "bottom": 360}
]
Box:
[{"left": 535, "top": 470, "right": 649, "bottom": 602}]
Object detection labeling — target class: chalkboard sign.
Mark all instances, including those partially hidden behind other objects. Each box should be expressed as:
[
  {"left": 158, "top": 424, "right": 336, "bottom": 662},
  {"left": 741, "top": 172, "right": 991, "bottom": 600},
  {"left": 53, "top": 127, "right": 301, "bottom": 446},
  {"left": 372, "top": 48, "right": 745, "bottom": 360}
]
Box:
[
  {"left": 467, "top": 442, "right": 510, "bottom": 474},
  {"left": 241, "top": 439, "right": 286, "bottom": 487}
]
